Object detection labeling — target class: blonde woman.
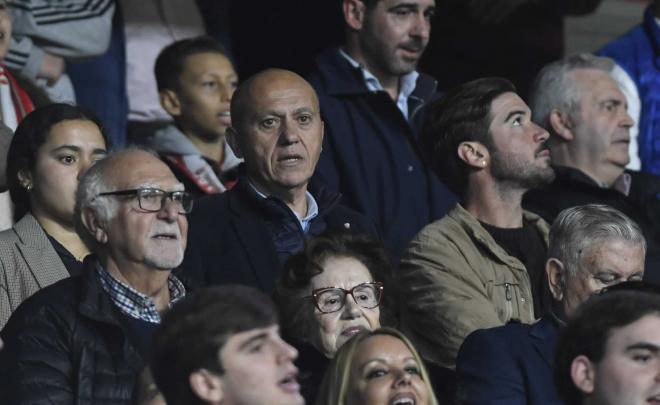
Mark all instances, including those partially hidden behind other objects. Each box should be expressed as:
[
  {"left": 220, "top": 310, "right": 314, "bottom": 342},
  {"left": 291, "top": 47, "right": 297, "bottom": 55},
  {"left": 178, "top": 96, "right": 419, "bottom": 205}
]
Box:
[{"left": 317, "top": 328, "right": 439, "bottom": 405}]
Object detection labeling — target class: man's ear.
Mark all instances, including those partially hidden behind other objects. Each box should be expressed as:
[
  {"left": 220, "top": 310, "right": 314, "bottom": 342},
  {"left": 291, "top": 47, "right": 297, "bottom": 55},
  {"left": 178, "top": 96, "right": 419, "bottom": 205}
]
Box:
[
  {"left": 571, "top": 355, "right": 596, "bottom": 395},
  {"left": 81, "top": 208, "right": 108, "bottom": 245},
  {"left": 343, "top": 0, "right": 367, "bottom": 30},
  {"left": 549, "top": 109, "right": 575, "bottom": 141},
  {"left": 160, "top": 89, "right": 182, "bottom": 117},
  {"left": 546, "top": 258, "right": 566, "bottom": 301},
  {"left": 457, "top": 141, "right": 490, "bottom": 169},
  {"left": 189, "top": 369, "right": 224, "bottom": 403},
  {"left": 226, "top": 126, "right": 244, "bottom": 159}
]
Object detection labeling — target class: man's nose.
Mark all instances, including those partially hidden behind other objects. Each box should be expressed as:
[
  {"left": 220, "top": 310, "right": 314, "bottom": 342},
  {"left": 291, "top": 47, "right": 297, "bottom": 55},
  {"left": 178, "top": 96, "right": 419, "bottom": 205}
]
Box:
[{"left": 410, "top": 12, "right": 430, "bottom": 41}]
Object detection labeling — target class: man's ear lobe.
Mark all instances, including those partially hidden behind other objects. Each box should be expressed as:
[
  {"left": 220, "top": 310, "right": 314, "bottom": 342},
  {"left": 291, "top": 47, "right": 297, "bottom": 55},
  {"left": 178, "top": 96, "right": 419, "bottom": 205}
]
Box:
[
  {"left": 546, "top": 258, "right": 566, "bottom": 301},
  {"left": 457, "top": 141, "right": 490, "bottom": 169},
  {"left": 225, "top": 127, "right": 244, "bottom": 159},
  {"left": 160, "top": 89, "right": 182, "bottom": 117},
  {"left": 571, "top": 355, "right": 596, "bottom": 395},
  {"left": 189, "top": 369, "right": 224, "bottom": 403},
  {"left": 81, "top": 208, "right": 108, "bottom": 244},
  {"left": 549, "top": 109, "right": 575, "bottom": 141},
  {"left": 343, "top": 0, "right": 367, "bottom": 30}
]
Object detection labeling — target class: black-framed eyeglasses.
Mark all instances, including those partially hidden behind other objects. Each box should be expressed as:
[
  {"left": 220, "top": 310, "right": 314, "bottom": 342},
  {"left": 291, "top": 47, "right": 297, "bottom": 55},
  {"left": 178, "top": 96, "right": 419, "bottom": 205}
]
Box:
[
  {"left": 306, "top": 282, "right": 383, "bottom": 314},
  {"left": 96, "top": 188, "right": 193, "bottom": 214}
]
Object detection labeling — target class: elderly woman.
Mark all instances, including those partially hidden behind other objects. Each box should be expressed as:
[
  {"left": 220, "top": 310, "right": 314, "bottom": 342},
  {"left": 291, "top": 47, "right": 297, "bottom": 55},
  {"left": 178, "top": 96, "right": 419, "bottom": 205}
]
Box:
[
  {"left": 0, "top": 103, "right": 108, "bottom": 328},
  {"left": 317, "top": 327, "right": 439, "bottom": 405},
  {"left": 273, "top": 231, "right": 394, "bottom": 402}
]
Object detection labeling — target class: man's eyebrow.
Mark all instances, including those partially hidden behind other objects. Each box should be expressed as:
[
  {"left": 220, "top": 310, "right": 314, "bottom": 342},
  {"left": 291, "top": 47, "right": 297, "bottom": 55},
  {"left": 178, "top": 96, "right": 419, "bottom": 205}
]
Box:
[
  {"left": 389, "top": 3, "right": 418, "bottom": 11},
  {"left": 626, "top": 342, "right": 660, "bottom": 353},
  {"left": 238, "top": 332, "right": 269, "bottom": 351},
  {"left": 504, "top": 110, "right": 526, "bottom": 123},
  {"left": 293, "top": 107, "right": 314, "bottom": 115}
]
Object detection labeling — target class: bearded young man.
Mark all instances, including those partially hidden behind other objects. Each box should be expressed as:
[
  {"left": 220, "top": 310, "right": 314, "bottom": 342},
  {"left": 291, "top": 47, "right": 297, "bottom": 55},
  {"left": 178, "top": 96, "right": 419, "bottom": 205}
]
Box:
[{"left": 397, "top": 77, "right": 556, "bottom": 370}]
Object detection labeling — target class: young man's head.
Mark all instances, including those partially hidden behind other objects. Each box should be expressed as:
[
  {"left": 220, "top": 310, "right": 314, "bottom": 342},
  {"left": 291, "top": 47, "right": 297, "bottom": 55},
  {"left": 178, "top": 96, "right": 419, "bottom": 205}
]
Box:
[
  {"left": 150, "top": 285, "right": 303, "bottom": 405},
  {"left": 421, "top": 77, "right": 554, "bottom": 199},
  {"left": 342, "top": 0, "right": 436, "bottom": 85},
  {"left": 554, "top": 285, "right": 660, "bottom": 405},
  {"left": 155, "top": 36, "right": 238, "bottom": 143}
]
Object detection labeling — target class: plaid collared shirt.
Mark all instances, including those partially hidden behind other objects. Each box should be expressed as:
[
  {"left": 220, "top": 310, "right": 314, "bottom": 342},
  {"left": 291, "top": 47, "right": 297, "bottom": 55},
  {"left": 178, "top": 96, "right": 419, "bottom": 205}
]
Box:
[{"left": 96, "top": 263, "right": 185, "bottom": 324}]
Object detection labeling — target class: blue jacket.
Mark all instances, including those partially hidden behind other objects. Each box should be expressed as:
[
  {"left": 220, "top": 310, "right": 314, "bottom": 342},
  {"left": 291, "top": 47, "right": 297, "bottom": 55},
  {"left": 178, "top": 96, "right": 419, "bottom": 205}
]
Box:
[
  {"left": 598, "top": 5, "right": 660, "bottom": 175},
  {"left": 181, "top": 174, "right": 378, "bottom": 292},
  {"left": 307, "top": 49, "right": 456, "bottom": 261},
  {"left": 456, "top": 316, "right": 564, "bottom": 405}
]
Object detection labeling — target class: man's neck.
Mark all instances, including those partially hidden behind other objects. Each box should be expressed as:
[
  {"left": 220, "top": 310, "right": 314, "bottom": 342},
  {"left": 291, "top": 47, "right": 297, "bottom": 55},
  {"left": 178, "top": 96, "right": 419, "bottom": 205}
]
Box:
[
  {"left": 463, "top": 180, "right": 525, "bottom": 228},
  {"left": 103, "top": 258, "right": 172, "bottom": 313},
  {"left": 248, "top": 179, "right": 309, "bottom": 219},
  {"left": 343, "top": 45, "right": 400, "bottom": 101}
]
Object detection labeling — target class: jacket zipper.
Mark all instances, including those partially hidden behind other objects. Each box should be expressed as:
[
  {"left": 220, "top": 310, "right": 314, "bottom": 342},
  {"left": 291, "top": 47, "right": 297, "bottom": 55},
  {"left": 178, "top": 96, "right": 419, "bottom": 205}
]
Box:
[{"left": 504, "top": 282, "right": 513, "bottom": 320}]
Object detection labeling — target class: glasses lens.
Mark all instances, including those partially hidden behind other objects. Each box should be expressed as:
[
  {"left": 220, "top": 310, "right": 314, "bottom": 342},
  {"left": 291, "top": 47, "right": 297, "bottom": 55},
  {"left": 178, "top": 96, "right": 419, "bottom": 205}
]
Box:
[
  {"left": 173, "top": 191, "right": 193, "bottom": 214},
  {"left": 316, "top": 289, "right": 346, "bottom": 313},
  {"left": 353, "top": 284, "right": 380, "bottom": 309},
  {"left": 138, "top": 189, "right": 165, "bottom": 211}
]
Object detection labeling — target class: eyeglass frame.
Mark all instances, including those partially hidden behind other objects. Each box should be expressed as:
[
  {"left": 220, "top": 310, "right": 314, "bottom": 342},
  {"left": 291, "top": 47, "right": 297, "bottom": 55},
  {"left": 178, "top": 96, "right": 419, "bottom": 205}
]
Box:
[
  {"left": 306, "top": 281, "right": 384, "bottom": 314},
  {"left": 95, "top": 187, "right": 193, "bottom": 214}
]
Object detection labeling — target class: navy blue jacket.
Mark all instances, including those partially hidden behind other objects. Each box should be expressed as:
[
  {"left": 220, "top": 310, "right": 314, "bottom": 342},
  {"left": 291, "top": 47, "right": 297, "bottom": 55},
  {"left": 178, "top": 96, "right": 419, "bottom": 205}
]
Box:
[
  {"left": 181, "top": 176, "right": 378, "bottom": 292},
  {"left": 456, "top": 316, "right": 563, "bottom": 405},
  {"left": 307, "top": 48, "right": 456, "bottom": 261}
]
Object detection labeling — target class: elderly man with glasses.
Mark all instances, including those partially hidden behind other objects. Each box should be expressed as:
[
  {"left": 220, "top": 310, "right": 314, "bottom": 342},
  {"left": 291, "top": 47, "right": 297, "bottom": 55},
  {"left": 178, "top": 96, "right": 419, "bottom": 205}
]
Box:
[{"left": 0, "top": 148, "right": 191, "bottom": 404}]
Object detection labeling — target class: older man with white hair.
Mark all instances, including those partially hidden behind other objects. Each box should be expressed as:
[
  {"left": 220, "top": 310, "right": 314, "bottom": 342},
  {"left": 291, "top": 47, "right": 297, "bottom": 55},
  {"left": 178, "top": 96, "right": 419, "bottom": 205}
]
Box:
[{"left": 0, "top": 148, "right": 189, "bottom": 404}]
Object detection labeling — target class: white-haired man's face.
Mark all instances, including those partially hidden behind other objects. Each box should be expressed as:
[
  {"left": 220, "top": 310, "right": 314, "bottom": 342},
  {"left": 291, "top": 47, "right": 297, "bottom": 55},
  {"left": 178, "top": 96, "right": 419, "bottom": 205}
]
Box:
[{"left": 549, "top": 238, "right": 644, "bottom": 319}]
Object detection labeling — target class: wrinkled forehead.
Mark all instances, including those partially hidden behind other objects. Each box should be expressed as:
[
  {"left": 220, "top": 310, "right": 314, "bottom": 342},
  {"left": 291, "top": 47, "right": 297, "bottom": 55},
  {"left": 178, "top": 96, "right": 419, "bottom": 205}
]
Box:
[
  {"left": 104, "top": 152, "right": 183, "bottom": 191},
  {"left": 249, "top": 74, "right": 319, "bottom": 112}
]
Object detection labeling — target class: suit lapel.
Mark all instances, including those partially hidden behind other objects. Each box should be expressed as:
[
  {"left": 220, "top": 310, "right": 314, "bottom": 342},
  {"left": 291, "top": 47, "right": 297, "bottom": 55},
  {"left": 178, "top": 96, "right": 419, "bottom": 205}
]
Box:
[
  {"left": 14, "top": 214, "right": 69, "bottom": 289},
  {"left": 228, "top": 192, "right": 280, "bottom": 291}
]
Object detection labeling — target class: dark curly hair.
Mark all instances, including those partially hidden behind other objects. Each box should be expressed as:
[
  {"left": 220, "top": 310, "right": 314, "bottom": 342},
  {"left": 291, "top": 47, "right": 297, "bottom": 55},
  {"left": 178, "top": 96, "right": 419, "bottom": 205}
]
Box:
[{"left": 273, "top": 231, "right": 395, "bottom": 345}]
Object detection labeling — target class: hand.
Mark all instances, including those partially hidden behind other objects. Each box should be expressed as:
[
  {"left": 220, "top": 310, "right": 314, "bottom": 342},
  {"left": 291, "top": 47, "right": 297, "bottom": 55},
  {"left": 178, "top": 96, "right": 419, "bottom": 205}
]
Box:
[
  {"left": 38, "top": 53, "right": 65, "bottom": 85},
  {"left": 466, "top": 0, "right": 532, "bottom": 24}
]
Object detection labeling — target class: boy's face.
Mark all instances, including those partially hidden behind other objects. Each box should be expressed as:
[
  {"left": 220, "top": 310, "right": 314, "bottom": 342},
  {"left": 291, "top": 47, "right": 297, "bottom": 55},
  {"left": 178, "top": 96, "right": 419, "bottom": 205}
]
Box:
[
  {"left": 0, "top": 0, "right": 12, "bottom": 61},
  {"left": 216, "top": 325, "right": 303, "bottom": 405},
  {"left": 172, "top": 52, "right": 238, "bottom": 142}
]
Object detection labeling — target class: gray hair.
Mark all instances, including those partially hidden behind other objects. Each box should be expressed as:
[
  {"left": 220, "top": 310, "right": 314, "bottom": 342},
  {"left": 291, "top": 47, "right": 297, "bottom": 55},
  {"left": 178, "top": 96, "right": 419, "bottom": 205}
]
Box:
[
  {"left": 548, "top": 204, "right": 646, "bottom": 277},
  {"left": 74, "top": 147, "right": 158, "bottom": 253},
  {"left": 529, "top": 53, "right": 615, "bottom": 133}
]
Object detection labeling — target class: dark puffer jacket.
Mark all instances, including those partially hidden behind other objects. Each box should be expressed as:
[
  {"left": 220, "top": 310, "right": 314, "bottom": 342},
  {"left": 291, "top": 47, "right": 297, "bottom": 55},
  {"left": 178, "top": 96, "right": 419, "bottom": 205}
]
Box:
[{"left": 0, "top": 257, "right": 144, "bottom": 404}]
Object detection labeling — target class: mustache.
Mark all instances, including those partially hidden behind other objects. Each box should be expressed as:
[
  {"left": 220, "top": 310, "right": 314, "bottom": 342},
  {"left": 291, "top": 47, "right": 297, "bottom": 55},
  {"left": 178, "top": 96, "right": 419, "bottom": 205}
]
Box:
[{"left": 535, "top": 143, "right": 550, "bottom": 155}]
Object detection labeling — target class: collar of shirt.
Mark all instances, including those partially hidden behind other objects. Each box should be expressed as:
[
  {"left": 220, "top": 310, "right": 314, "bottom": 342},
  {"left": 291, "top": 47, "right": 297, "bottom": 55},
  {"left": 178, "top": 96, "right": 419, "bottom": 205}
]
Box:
[
  {"left": 247, "top": 180, "right": 319, "bottom": 232},
  {"left": 96, "top": 262, "right": 186, "bottom": 324},
  {"left": 339, "top": 48, "right": 419, "bottom": 120},
  {"left": 611, "top": 171, "right": 632, "bottom": 196}
]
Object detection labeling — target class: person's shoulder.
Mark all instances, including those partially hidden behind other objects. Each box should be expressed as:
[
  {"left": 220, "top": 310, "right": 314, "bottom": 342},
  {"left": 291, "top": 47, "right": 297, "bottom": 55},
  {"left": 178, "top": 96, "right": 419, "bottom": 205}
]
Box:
[
  {"left": 462, "top": 321, "right": 534, "bottom": 349},
  {"left": 4, "top": 275, "right": 82, "bottom": 328}
]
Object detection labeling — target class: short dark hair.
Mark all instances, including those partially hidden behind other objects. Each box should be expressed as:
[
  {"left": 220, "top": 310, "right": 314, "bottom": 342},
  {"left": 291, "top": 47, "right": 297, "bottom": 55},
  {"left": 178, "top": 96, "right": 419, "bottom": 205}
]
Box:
[
  {"left": 150, "top": 285, "right": 278, "bottom": 405},
  {"left": 7, "top": 103, "right": 108, "bottom": 221},
  {"left": 421, "top": 77, "right": 516, "bottom": 197},
  {"left": 154, "top": 36, "right": 228, "bottom": 92},
  {"left": 554, "top": 282, "right": 660, "bottom": 405},
  {"left": 273, "top": 231, "right": 394, "bottom": 343}
]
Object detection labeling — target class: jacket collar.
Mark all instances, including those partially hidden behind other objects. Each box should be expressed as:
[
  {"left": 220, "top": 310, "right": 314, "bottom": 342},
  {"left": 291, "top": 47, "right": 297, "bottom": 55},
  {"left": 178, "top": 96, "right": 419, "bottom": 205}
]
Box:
[
  {"left": 315, "top": 47, "right": 437, "bottom": 102},
  {"left": 13, "top": 213, "right": 70, "bottom": 289},
  {"left": 449, "top": 203, "right": 550, "bottom": 270}
]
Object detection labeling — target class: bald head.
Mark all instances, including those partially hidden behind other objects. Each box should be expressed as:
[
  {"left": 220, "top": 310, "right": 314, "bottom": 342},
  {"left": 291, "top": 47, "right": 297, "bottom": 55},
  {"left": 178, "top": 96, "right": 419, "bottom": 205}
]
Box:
[{"left": 230, "top": 69, "right": 320, "bottom": 130}]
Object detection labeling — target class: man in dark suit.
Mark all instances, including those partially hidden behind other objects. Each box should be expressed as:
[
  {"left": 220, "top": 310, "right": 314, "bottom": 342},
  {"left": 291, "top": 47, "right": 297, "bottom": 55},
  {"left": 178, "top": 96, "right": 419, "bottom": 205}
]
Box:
[
  {"left": 181, "top": 69, "right": 376, "bottom": 292},
  {"left": 456, "top": 204, "right": 646, "bottom": 405}
]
